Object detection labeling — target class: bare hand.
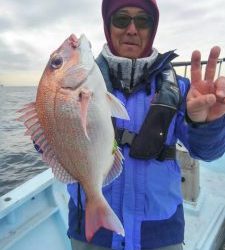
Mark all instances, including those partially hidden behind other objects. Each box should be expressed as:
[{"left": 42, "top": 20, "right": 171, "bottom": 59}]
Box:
[{"left": 187, "top": 46, "right": 225, "bottom": 122}]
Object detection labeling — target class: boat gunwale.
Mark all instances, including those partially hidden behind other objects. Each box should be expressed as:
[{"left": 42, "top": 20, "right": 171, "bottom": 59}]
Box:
[{"left": 0, "top": 169, "right": 54, "bottom": 219}]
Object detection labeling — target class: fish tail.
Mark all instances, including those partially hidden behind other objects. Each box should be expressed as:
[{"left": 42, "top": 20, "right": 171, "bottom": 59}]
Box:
[{"left": 85, "top": 195, "right": 125, "bottom": 242}]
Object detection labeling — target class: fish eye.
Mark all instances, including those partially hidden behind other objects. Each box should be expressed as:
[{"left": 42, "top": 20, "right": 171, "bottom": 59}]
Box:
[{"left": 50, "top": 55, "right": 63, "bottom": 69}]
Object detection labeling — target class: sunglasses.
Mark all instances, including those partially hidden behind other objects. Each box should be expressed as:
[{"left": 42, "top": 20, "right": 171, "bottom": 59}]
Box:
[{"left": 111, "top": 14, "right": 154, "bottom": 29}]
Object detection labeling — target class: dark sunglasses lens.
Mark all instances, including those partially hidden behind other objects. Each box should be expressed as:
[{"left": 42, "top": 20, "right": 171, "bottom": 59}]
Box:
[
  {"left": 112, "top": 15, "right": 131, "bottom": 28},
  {"left": 134, "top": 16, "right": 153, "bottom": 29},
  {"left": 112, "top": 14, "right": 154, "bottom": 29}
]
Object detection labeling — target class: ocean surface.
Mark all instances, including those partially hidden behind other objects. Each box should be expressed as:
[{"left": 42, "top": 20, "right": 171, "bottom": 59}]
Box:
[
  {"left": 0, "top": 86, "right": 225, "bottom": 197},
  {"left": 0, "top": 86, "right": 47, "bottom": 196}
]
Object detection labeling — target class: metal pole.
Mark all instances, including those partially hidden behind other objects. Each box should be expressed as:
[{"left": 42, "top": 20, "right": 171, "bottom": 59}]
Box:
[
  {"left": 184, "top": 65, "right": 187, "bottom": 77},
  {"left": 218, "top": 61, "right": 222, "bottom": 78}
]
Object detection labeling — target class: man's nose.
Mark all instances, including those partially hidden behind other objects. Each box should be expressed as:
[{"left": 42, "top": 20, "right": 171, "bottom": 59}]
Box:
[{"left": 126, "top": 21, "right": 138, "bottom": 35}]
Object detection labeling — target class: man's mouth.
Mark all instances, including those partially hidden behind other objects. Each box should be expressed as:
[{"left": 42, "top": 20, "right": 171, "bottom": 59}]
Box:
[{"left": 123, "top": 41, "right": 139, "bottom": 46}]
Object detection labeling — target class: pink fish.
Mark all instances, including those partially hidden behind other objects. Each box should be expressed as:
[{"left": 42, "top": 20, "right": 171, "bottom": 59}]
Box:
[{"left": 18, "top": 34, "right": 129, "bottom": 241}]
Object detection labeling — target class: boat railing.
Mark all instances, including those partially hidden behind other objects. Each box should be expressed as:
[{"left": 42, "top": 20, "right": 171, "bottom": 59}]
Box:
[{"left": 172, "top": 57, "right": 225, "bottom": 77}]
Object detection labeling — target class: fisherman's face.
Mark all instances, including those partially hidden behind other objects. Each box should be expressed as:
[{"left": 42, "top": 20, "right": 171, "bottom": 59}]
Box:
[{"left": 110, "top": 7, "right": 153, "bottom": 59}]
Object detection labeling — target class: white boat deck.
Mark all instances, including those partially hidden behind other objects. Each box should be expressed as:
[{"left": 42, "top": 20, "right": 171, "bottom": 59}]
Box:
[{"left": 184, "top": 166, "right": 225, "bottom": 250}]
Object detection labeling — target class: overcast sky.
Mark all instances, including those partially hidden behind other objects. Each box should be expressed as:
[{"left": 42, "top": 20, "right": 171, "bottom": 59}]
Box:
[{"left": 0, "top": 0, "right": 225, "bottom": 86}]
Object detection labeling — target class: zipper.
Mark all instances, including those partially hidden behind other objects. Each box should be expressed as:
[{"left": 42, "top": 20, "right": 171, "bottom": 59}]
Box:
[{"left": 130, "top": 59, "right": 136, "bottom": 89}]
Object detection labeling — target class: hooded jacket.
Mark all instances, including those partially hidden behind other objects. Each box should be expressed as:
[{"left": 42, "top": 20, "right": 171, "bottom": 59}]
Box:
[
  {"left": 66, "top": 0, "right": 225, "bottom": 249},
  {"left": 67, "top": 52, "right": 225, "bottom": 249}
]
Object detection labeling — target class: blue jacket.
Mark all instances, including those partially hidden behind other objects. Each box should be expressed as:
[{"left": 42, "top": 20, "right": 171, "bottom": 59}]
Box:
[{"left": 67, "top": 52, "right": 225, "bottom": 250}]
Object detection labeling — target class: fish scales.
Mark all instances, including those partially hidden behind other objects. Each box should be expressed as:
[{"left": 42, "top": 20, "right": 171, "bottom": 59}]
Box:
[{"left": 53, "top": 89, "right": 114, "bottom": 187}]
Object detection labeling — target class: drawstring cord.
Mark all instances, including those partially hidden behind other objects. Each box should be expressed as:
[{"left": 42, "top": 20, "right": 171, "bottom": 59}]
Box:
[{"left": 77, "top": 183, "right": 83, "bottom": 234}]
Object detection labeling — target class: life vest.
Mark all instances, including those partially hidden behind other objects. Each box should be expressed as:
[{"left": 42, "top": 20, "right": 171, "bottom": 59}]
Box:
[{"left": 97, "top": 51, "right": 182, "bottom": 161}]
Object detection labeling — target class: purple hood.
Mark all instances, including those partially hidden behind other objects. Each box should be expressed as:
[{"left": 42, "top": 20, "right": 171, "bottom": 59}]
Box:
[{"left": 101, "top": 0, "right": 159, "bottom": 58}]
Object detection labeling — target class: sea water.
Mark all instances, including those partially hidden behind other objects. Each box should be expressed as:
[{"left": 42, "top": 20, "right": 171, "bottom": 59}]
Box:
[{"left": 0, "top": 86, "right": 47, "bottom": 196}]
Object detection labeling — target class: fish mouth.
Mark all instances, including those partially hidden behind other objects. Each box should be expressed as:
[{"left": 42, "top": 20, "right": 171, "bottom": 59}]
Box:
[
  {"left": 68, "top": 34, "right": 88, "bottom": 50},
  {"left": 60, "top": 34, "right": 93, "bottom": 92},
  {"left": 68, "top": 34, "right": 80, "bottom": 48}
]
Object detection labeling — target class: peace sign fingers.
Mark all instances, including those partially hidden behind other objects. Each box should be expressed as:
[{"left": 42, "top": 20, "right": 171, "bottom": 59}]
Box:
[
  {"left": 191, "top": 50, "right": 202, "bottom": 87},
  {"left": 204, "top": 46, "right": 221, "bottom": 82},
  {"left": 191, "top": 46, "right": 221, "bottom": 88},
  {"left": 188, "top": 46, "right": 225, "bottom": 122}
]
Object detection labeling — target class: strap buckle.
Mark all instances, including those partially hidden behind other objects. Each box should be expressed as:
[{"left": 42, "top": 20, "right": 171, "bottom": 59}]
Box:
[{"left": 116, "top": 129, "right": 136, "bottom": 146}]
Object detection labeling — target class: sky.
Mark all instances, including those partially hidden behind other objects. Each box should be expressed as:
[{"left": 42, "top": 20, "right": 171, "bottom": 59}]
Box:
[{"left": 0, "top": 0, "right": 225, "bottom": 86}]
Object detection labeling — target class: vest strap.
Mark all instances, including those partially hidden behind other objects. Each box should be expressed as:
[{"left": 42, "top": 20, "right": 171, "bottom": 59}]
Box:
[
  {"left": 115, "top": 128, "right": 176, "bottom": 161},
  {"left": 156, "top": 145, "right": 176, "bottom": 161}
]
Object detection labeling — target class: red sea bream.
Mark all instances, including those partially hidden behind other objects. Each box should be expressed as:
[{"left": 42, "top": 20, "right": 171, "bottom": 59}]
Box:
[{"left": 18, "top": 34, "right": 129, "bottom": 241}]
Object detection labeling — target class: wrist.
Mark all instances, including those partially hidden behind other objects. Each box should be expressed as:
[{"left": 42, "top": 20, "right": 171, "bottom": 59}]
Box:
[{"left": 185, "top": 112, "right": 207, "bottom": 127}]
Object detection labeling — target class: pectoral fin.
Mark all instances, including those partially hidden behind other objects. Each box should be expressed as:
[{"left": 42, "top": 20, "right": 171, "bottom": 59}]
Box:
[
  {"left": 106, "top": 92, "right": 129, "bottom": 120},
  {"left": 79, "top": 88, "right": 92, "bottom": 139}
]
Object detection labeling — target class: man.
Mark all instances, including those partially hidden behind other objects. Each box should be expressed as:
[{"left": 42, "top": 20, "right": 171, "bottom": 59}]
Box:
[{"left": 67, "top": 0, "right": 225, "bottom": 249}]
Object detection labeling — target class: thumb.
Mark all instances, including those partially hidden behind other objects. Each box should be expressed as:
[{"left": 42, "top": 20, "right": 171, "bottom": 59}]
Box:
[
  {"left": 205, "top": 94, "right": 217, "bottom": 106},
  {"left": 187, "top": 94, "right": 216, "bottom": 122},
  {"left": 188, "top": 94, "right": 216, "bottom": 110}
]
